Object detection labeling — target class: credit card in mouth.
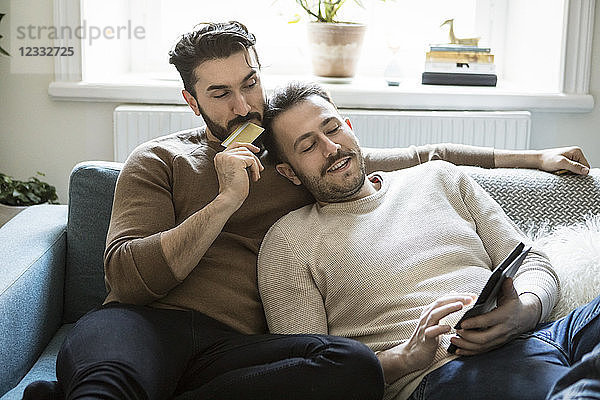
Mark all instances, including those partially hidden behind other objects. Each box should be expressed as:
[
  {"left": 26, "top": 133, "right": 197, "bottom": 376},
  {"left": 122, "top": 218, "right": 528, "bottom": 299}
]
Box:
[{"left": 221, "top": 122, "right": 265, "bottom": 147}]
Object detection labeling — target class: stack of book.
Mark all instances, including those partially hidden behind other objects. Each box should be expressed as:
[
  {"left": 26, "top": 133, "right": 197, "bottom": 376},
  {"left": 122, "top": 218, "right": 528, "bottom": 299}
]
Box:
[{"left": 422, "top": 44, "right": 497, "bottom": 86}]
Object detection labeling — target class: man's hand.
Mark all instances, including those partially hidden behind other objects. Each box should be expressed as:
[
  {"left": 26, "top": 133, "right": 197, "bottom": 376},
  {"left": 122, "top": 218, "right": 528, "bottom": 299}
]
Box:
[
  {"left": 159, "top": 142, "right": 264, "bottom": 281},
  {"left": 378, "top": 294, "right": 475, "bottom": 384},
  {"left": 495, "top": 146, "right": 590, "bottom": 175},
  {"left": 537, "top": 146, "right": 590, "bottom": 175},
  {"left": 214, "top": 142, "right": 264, "bottom": 210},
  {"left": 449, "top": 278, "right": 541, "bottom": 356}
]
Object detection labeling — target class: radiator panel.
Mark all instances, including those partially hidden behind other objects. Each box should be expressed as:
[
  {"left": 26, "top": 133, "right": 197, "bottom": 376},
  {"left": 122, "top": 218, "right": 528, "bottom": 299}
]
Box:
[
  {"left": 344, "top": 110, "right": 531, "bottom": 150},
  {"left": 113, "top": 106, "right": 530, "bottom": 162}
]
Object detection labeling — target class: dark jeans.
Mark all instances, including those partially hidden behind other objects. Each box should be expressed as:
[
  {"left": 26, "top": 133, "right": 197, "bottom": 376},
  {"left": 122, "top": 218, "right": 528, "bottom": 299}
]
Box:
[
  {"left": 407, "top": 295, "right": 600, "bottom": 400},
  {"left": 548, "top": 342, "right": 600, "bottom": 400},
  {"left": 55, "top": 303, "right": 384, "bottom": 400}
]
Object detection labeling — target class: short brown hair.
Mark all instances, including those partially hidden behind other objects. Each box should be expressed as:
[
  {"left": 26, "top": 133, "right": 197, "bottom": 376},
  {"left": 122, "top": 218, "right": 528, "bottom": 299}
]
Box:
[
  {"left": 263, "top": 81, "right": 334, "bottom": 163},
  {"left": 168, "top": 21, "right": 260, "bottom": 98}
]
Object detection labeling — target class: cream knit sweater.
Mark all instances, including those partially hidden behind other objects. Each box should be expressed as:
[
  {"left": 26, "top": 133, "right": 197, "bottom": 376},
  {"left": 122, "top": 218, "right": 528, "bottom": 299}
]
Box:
[{"left": 258, "top": 161, "right": 559, "bottom": 400}]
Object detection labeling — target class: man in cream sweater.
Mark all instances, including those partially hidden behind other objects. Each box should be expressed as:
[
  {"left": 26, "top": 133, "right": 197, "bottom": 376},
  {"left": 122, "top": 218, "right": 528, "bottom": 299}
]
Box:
[{"left": 258, "top": 81, "right": 600, "bottom": 400}]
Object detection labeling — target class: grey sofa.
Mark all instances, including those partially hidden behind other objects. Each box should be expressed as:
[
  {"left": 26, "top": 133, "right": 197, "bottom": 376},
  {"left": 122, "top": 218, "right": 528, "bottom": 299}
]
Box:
[{"left": 1, "top": 161, "right": 600, "bottom": 399}]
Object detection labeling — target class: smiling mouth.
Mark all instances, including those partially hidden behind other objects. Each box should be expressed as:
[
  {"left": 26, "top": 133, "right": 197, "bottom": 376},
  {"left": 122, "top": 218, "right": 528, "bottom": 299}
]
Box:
[{"left": 327, "top": 157, "right": 351, "bottom": 173}]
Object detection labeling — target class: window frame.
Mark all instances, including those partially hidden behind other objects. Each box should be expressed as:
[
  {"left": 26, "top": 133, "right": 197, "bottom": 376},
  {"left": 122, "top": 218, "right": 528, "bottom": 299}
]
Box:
[{"left": 49, "top": 0, "right": 595, "bottom": 112}]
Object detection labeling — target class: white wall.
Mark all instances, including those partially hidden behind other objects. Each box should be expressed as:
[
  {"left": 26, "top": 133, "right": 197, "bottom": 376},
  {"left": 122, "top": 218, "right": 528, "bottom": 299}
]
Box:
[
  {"left": 0, "top": 4, "right": 598, "bottom": 204},
  {"left": 0, "top": 71, "right": 117, "bottom": 204}
]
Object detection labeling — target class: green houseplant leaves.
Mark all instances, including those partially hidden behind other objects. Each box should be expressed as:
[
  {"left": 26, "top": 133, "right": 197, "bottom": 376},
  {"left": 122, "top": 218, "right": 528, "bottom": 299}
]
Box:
[
  {"left": 295, "top": 0, "right": 363, "bottom": 23},
  {"left": 0, "top": 13, "right": 10, "bottom": 57},
  {"left": 0, "top": 172, "right": 59, "bottom": 206},
  {"left": 294, "top": 0, "right": 390, "bottom": 23}
]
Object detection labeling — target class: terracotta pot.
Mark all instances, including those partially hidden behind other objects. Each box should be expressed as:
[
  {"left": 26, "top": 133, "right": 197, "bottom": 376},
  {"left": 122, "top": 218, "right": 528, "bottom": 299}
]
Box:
[
  {"left": 0, "top": 203, "right": 28, "bottom": 227},
  {"left": 307, "top": 22, "right": 367, "bottom": 78}
]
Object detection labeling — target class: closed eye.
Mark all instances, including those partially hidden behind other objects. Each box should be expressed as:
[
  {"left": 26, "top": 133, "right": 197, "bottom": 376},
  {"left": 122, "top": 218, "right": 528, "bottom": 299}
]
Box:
[
  {"left": 213, "top": 91, "right": 229, "bottom": 99},
  {"left": 302, "top": 142, "right": 316, "bottom": 153},
  {"left": 326, "top": 125, "right": 341, "bottom": 135}
]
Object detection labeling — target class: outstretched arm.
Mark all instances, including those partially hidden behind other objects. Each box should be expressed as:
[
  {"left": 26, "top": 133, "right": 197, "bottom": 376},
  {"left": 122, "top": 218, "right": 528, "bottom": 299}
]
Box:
[
  {"left": 362, "top": 144, "right": 590, "bottom": 175},
  {"left": 495, "top": 146, "right": 590, "bottom": 175},
  {"left": 362, "top": 143, "right": 494, "bottom": 173}
]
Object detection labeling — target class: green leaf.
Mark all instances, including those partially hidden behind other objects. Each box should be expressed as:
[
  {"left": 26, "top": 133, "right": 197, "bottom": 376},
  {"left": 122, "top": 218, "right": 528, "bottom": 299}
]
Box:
[{"left": 0, "top": 171, "right": 59, "bottom": 206}]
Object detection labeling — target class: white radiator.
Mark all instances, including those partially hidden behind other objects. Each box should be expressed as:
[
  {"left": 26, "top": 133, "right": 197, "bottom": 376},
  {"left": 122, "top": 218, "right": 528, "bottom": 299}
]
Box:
[
  {"left": 114, "top": 106, "right": 531, "bottom": 162},
  {"left": 113, "top": 105, "right": 205, "bottom": 162},
  {"left": 347, "top": 110, "right": 531, "bottom": 150}
]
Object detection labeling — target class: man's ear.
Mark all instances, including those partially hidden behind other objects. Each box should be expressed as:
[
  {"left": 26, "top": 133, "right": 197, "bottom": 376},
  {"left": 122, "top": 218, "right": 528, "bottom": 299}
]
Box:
[
  {"left": 182, "top": 90, "right": 201, "bottom": 116},
  {"left": 275, "top": 163, "right": 302, "bottom": 186}
]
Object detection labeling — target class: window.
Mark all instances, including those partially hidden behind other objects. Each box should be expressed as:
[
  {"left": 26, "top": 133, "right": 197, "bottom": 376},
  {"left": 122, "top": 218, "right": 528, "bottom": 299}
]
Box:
[
  {"left": 49, "top": 0, "right": 595, "bottom": 111},
  {"left": 79, "top": 0, "right": 567, "bottom": 92}
]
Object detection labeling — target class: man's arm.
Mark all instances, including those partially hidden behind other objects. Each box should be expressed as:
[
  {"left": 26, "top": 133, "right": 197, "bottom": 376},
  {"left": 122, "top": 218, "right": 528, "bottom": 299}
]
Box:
[
  {"left": 104, "top": 142, "right": 263, "bottom": 304},
  {"left": 362, "top": 144, "right": 494, "bottom": 173},
  {"left": 495, "top": 146, "right": 590, "bottom": 175},
  {"left": 258, "top": 224, "right": 328, "bottom": 335},
  {"left": 160, "top": 143, "right": 263, "bottom": 280},
  {"left": 362, "top": 144, "right": 590, "bottom": 175},
  {"left": 443, "top": 164, "right": 560, "bottom": 355}
]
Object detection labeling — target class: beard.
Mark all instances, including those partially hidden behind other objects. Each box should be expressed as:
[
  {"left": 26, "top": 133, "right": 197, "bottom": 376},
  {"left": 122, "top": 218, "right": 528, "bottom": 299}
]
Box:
[
  {"left": 293, "top": 148, "right": 367, "bottom": 203},
  {"left": 199, "top": 107, "right": 263, "bottom": 142}
]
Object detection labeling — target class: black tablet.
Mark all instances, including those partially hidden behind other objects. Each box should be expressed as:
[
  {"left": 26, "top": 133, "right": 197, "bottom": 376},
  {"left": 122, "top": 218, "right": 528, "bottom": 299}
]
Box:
[{"left": 447, "top": 242, "right": 531, "bottom": 354}]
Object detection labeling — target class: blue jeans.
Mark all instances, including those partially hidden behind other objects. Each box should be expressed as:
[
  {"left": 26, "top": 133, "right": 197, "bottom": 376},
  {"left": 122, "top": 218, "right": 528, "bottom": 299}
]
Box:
[
  {"left": 54, "top": 303, "right": 384, "bottom": 400},
  {"left": 408, "top": 295, "right": 600, "bottom": 400}
]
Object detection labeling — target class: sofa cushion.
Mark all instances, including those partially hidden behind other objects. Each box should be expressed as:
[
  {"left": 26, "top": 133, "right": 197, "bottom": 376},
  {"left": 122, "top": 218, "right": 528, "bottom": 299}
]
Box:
[
  {"left": 64, "top": 161, "right": 122, "bottom": 324},
  {"left": 461, "top": 167, "right": 600, "bottom": 229},
  {"left": 0, "top": 205, "right": 67, "bottom": 396},
  {"left": 0, "top": 324, "right": 73, "bottom": 400}
]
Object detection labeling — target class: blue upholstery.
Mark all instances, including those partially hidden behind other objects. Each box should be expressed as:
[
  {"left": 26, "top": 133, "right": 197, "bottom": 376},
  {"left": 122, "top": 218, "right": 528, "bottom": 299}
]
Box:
[
  {"left": 63, "top": 162, "right": 121, "bottom": 323},
  {"left": 0, "top": 205, "right": 68, "bottom": 397},
  {"left": 1, "top": 325, "right": 73, "bottom": 400},
  {"left": 0, "top": 161, "right": 122, "bottom": 399},
  {"left": 1, "top": 161, "right": 599, "bottom": 399}
]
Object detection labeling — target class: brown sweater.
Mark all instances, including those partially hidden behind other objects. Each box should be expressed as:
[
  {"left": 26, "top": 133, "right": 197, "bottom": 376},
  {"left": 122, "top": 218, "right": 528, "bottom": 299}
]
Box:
[{"left": 103, "top": 127, "right": 494, "bottom": 334}]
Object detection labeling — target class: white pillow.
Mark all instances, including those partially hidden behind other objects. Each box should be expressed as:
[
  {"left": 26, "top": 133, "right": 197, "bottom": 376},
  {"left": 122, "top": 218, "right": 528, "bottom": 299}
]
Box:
[{"left": 528, "top": 214, "right": 600, "bottom": 321}]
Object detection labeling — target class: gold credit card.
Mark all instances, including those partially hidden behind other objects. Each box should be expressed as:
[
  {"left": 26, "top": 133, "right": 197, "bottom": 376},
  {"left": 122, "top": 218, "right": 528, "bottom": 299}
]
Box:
[{"left": 221, "top": 122, "right": 265, "bottom": 147}]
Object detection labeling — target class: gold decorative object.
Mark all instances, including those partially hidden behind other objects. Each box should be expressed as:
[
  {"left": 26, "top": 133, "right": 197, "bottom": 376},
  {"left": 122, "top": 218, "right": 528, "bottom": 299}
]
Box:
[{"left": 440, "top": 19, "right": 480, "bottom": 46}]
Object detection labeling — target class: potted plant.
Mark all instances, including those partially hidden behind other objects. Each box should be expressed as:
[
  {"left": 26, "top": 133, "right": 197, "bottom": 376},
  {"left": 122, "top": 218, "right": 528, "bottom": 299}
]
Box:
[
  {"left": 0, "top": 172, "right": 59, "bottom": 227},
  {"left": 0, "top": 13, "right": 10, "bottom": 57},
  {"left": 294, "top": 0, "right": 373, "bottom": 79}
]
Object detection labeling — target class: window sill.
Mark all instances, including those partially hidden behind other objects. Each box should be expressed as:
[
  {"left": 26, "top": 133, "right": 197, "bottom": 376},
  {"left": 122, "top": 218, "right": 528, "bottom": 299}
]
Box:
[{"left": 48, "top": 74, "right": 595, "bottom": 113}]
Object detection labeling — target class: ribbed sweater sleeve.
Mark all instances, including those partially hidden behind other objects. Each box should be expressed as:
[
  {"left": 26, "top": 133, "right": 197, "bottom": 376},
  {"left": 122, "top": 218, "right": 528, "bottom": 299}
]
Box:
[
  {"left": 454, "top": 166, "right": 560, "bottom": 321},
  {"left": 363, "top": 143, "right": 495, "bottom": 173},
  {"left": 103, "top": 144, "right": 181, "bottom": 305},
  {"left": 258, "top": 225, "right": 329, "bottom": 335}
]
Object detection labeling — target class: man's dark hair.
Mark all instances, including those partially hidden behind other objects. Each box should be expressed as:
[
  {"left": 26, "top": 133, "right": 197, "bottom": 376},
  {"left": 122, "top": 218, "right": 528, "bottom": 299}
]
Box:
[
  {"left": 263, "top": 81, "right": 335, "bottom": 163},
  {"left": 168, "top": 21, "right": 260, "bottom": 98}
]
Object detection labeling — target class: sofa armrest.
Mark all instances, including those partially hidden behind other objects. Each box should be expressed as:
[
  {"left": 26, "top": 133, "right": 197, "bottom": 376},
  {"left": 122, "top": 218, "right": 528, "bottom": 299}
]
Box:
[{"left": 0, "top": 204, "right": 68, "bottom": 396}]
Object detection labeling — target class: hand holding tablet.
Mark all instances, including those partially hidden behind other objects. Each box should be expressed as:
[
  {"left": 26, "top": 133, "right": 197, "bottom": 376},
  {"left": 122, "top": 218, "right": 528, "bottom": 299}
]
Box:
[{"left": 447, "top": 242, "right": 531, "bottom": 354}]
